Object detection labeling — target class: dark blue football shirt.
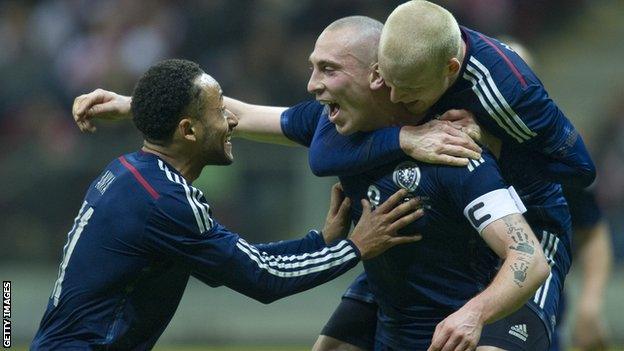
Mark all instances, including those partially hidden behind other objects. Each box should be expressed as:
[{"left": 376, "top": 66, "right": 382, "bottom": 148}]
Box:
[
  {"left": 282, "top": 102, "right": 527, "bottom": 348},
  {"left": 31, "top": 151, "right": 361, "bottom": 350}
]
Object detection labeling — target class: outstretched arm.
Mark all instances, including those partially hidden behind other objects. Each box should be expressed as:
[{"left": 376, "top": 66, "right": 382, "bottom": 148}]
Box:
[
  {"left": 428, "top": 214, "right": 550, "bottom": 351},
  {"left": 224, "top": 96, "right": 294, "bottom": 145},
  {"left": 73, "top": 89, "right": 132, "bottom": 132},
  {"left": 189, "top": 189, "right": 423, "bottom": 304},
  {"left": 73, "top": 89, "right": 295, "bottom": 145}
]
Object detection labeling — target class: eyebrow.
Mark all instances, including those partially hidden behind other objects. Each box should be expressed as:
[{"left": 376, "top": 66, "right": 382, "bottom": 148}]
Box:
[{"left": 309, "top": 56, "right": 340, "bottom": 68}]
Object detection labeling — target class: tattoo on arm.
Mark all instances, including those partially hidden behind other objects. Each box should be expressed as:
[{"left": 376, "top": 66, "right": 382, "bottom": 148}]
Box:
[
  {"left": 503, "top": 216, "right": 535, "bottom": 256},
  {"left": 510, "top": 262, "right": 529, "bottom": 287}
]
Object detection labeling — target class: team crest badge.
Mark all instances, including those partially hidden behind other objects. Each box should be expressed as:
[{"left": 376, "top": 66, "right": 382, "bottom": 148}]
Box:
[{"left": 392, "top": 161, "right": 420, "bottom": 192}]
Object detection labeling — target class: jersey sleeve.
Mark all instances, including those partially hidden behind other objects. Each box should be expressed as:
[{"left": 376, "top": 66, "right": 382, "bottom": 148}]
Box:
[
  {"left": 465, "top": 42, "right": 596, "bottom": 187},
  {"left": 307, "top": 116, "right": 404, "bottom": 176},
  {"left": 143, "top": 189, "right": 360, "bottom": 304},
  {"left": 437, "top": 151, "right": 526, "bottom": 234},
  {"left": 280, "top": 100, "right": 325, "bottom": 147},
  {"left": 507, "top": 83, "right": 595, "bottom": 187}
]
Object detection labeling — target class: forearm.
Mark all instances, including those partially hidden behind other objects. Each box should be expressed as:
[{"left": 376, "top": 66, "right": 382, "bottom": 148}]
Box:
[
  {"left": 253, "top": 230, "right": 327, "bottom": 255},
  {"left": 473, "top": 214, "right": 550, "bottom": 324},
  {"left": 466, "top": 250, "right": 550, "bottom": 324},
  {"left": 224, "top": 96, "right": 295, "bottom": 145},
  {"left": 225, "top": 237, "right": 360, "bottom": 304},
  {"left": 577, "top": 222, "right": 612, "bottom": 309},
  {"left": 308, "top": 121, "right": 403, "bottom": 176}
]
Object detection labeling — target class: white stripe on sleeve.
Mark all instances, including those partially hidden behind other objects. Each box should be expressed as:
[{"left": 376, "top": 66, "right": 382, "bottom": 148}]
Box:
[{"left": 235, "top": 239, "right": 357, "bottom": 277}]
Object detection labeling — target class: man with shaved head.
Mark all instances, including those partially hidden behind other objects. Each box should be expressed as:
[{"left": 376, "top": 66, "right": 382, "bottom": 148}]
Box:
[
  {"left": 32, "top": 58, "right": 425, "bottom": 350},
  {"left": 300, "top": 2, "right": 596, "bottom": 350},
  {"left": 71, "top": 15, "right": 558, "bottom": 351}
]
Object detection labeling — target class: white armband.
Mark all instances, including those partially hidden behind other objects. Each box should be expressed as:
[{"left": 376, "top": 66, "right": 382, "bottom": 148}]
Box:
[{"left": 463, "top": 186, "right": 526, "bottom": 234}]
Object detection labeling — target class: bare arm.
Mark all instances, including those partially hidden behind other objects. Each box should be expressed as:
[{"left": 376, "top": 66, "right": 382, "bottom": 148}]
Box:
[
  {"left": 470, "top": 214, "right": 550, "bottom": 322},
  {"left": 573, "top": 221, "right": 612, "bottom": 349},
  {"left": 224, "top": 96, "right": 294, "bottom": 146},
  {"left": 73, "top": 89, "right": 132, "bottom": 132},
  {"left": 73, "top": 90, "right": 295, "bottom": 146},
  {"left": 428, "top": 213, "right": 550, "bottom": 351}
]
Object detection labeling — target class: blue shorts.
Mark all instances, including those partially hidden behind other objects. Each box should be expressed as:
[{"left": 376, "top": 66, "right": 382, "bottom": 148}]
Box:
[
  {"left": 333, "top": 274, "right": 554, "bottom": 351},
  {"left": 329, "top": 224, "right": 571, "bottom": 350},
  {"left": 342, "top": 271, "right": 375, "bottom": 303}
]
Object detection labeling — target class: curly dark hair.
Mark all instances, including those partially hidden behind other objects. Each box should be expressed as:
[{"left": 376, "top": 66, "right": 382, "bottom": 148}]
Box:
[{"left": 131, "top": 59, "right": 205, "bottom": 143}]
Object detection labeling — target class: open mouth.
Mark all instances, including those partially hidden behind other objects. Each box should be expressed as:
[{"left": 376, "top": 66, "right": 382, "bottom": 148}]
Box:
[{"left": 320, "top": 100, "right": 341, "bottom": 121}]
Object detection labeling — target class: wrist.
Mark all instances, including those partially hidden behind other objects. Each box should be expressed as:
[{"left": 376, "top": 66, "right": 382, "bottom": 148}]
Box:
[
  {"left": 398, "top": 127, "right": 413, "bottom": 155},
  {"left": 346, "top": 238, "right": 362, "bottom": 259},
  {"left": 319, "top": 229, "right": 332, "bottom": 245},
  {"left": 121, "top": 95, "right": 133, "bottom": 116},
  {"left": 463, "top": 299, "right": 487, "bottom": 324}
]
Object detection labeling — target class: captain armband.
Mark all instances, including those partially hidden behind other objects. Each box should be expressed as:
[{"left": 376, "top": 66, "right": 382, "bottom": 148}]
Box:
[{"left": 463, "top": 186, "right": 527, "bottom": 233}]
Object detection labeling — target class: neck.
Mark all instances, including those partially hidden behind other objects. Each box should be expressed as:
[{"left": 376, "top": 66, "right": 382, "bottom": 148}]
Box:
[{"left": 141, "top": 142, "right": 203, "bottom": 182}]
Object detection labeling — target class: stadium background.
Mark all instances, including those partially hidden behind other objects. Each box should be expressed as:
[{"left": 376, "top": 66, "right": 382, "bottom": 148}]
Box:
[{"left": 1, "top": 0, "right": 623, "bottom": 349}]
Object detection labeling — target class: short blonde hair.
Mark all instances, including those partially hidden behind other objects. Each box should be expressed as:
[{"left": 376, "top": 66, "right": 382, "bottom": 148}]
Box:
[{"left": 380, "top": 1, "right": 461, "bottom": 75}]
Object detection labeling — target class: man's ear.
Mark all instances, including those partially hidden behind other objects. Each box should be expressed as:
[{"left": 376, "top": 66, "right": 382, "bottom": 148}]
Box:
[
  {"left": 369, "top": 63, "right": 386, "bottom": 91},
  {"left": 177, "top": 118, "right": 197, "bottom": 142},
  {"left": 447, "top": 57, "right": 461, "bottom": 77}
]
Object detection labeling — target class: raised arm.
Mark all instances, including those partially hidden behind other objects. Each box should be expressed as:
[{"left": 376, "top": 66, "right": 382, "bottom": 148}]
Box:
[
  {"left": 224, "top": 96, "right": 293, "bottom": 145},
  {"left": 428, "top": 213, "right": 550, "bottom": 351},
  {"left": 73, "top": 89, "right": 295, "bottom": 145},
  {"left": 73, "top": 89, "right": 132, "bottom": 132}
]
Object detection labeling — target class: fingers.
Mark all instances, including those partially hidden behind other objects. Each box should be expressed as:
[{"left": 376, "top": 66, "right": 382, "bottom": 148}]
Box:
[
  {"left": 430, "top": 155, "right": 470, "bottom": 167},
  {"left": 388, "top": 208, "right": 424, "bottom": 232},
  {"left": 454, "top": 134, "right": 482, "bottom": 153},
  {"left": 438, "top": 109, "right": 474, "bottom": 122},
  {"left": 453, "top": 338, "right": 473, "bottom": 351},
  {"left": 436, "top": 128, "right": 482, "bottom": 156},
  {"left": 73, "top": 90, "right": 111, "bottom": 133},
  {"left": 428, "top": 323, "right": 451, "bottom": 351},
  {"left": 385, "top": 197, "right": 420, "bottom": 221},
  {"left": 439, "top": 144, "right": 481, "bottom": 161},
  {"left": 74, "top": 90, "right": 107, "bottom": 119},
  {"left": 434, "top": 120, "right": 482, "bottom": 154},
  {"left": 440, "top": 336, "right": 461, "bottom": 351},
  {"left": 337, "top": 197, "right": 351, "bottom": 218},
  {"left": 434, "top": 120, "right": 464, "bottom": 137},
  {"left": 376, "top": 188, "right": 408, "bottom": 214},
  {"left": 328, "top": 183, "right": 345, "bottom": 214},
  {"left": 360, "top": 199, "right": 372, "bottom": 216},
  {"left": 387, "top": 234, "right": 423, "bottom": 247}
]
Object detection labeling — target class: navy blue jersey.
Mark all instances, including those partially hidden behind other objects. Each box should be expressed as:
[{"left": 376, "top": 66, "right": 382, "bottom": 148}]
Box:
[
  {"left": 32, "top": 151, "right": 360, "bottom": 350},
  {"left": 306, "top": 26, "right": 595, "bottom": 190},
  {"left": 298, "top": 27, "right": 590, "bottom": 341},
  {"left": 283, "top": 105, "right": 528, "bottom": 348}
]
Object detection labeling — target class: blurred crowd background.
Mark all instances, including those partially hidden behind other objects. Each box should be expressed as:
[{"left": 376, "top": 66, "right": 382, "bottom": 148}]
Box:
[{"left": 2, "top": 0, "right": 623, "bottom": 348}]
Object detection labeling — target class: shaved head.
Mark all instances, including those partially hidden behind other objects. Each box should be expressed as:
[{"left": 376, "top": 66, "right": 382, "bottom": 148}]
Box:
[
  {"left": 380, "top": 0, "right": 461, "bottom": 75},
  {"left": 322, "top": 16, "right": 383, "bottom": 67}
]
